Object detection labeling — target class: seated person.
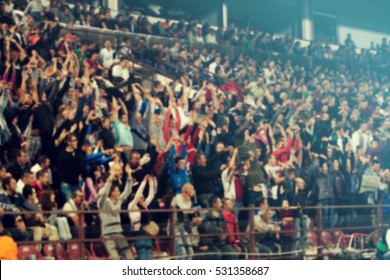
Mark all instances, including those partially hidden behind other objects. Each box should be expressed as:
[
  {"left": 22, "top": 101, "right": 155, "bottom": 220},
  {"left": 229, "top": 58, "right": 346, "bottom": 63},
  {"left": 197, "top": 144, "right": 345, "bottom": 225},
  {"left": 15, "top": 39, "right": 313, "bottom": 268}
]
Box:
[
  {"left": 198, "top": 196, "right": 239, "bottom": 260},
  {"left": 22, "top": 185, "right": 59, "bottom": 251}
]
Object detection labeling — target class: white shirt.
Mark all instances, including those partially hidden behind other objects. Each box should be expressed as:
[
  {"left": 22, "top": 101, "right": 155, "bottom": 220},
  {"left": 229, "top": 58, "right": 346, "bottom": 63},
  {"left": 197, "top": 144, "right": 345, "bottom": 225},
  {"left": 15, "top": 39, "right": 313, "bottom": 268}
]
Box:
[
  {"left": 351, "top": 129, "right": 373, "bottom": 152},
  {"left": 222, "top": 169, "right": 236, "bottom": 200},
  {"left": 99, "top": 48, "right": 115, "bottom": 68},
  {"left": 205, "top": 34, "right": 217, "bottom": 44},
  {"left": 112, "top": 64, "right": 130, "bottom": 81},
  {"left": 16, "top": 179, "right": 25, "bottom": 194},
  {"left": 209, "top": 62, "right": 220, "bottom": 74}
]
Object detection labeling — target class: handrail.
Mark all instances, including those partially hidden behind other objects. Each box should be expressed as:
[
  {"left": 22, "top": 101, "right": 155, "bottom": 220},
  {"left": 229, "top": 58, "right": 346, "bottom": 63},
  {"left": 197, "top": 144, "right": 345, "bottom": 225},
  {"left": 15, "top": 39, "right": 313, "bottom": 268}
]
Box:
[{"left": 4, "top": 203, "right": 388, "bottom": 259}]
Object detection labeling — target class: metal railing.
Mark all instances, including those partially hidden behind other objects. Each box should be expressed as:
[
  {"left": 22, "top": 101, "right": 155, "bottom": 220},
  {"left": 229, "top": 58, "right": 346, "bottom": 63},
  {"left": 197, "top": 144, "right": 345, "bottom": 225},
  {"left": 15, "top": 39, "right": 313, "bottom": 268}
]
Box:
[{"left": 4, "top": 203, "right": 389, "bottom": 260}]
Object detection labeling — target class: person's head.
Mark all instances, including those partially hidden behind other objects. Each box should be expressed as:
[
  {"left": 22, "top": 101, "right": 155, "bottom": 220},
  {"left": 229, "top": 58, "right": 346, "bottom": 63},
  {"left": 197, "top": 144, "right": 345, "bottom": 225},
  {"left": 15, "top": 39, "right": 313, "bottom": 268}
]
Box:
[
  {"left": 101, "top": 118, "right": 111, "bottom": 129},
  {"left": 267, "top": 154, "right": 277, "bottom": 166},
  {"left": 36, "top": 170, "right": 49, "bottom": 185},
  {"left": 108, "top": 184, "right": 120, "bottom": 202},
  {"left": 223, "top": 198, "right": 234, "bottom": 211},
  {"left": 22, "top": 185, "right": 36, "bottom": 203},
  {"left": 371, "top": 160, "right": 381, "bottom": 173},
  {"left": 215, "top": 142, "right": 225, "bottom": 153},
  {"left": 295, "top": 178, "right": 305, "bottom": 191},
  {"left": 195, "top": 152, "right": 207, "bottom": 167},
  {"left": 320, "top": 162, "right": 328, "bottom": 174},
  {"left": 360, "top": 123, "right": 368, "bottom": 133},
  {"left": 37, "top": 155, "right": 50, "bottom": 169},
  {"left": 175, "top": 156, "right": 186, "bottom": 170},
  {"left": 21, "top": 171, "right": 34, "bottom": 185},
  {"left": 120, "top": 113, "right": 129, "bottom": 124},
  {"left": 104, "top": 40, "right": 112, "bottom": 49},
  {"left": 16, "top": 150, "right": 28, "bottom": 166},
  {"left": 256, "top": 197, "right": 269, "bottom": 210},
  {"left": 327, "top": 146, "right": 333, "bottom": 158},
  {"left": 40, "top": 190, "right": 56, "bottom": 210},
  {"left": 182, "top": 183, "right": 195, "bottom": 198},
  {"left": 65, "top": 134, "right": 78, "bottom": 150},
  {"left": 2, "top": 177, "right": 16, "bottom": 194},
  {"left": 0, "top": 165, "right": 7, "bottom": 181},
  {"left": 129, "top": 151, "right": 141, "bottom": 167},
  {"left": 89, "top": 165, "right": 102, "bottom": 182},
  {"left": 333, "top": 159, "right": 340, "bottom": 171},
  {"left": 209, "top": 196, "right": 223, "bottom": 210},
  {"left": 71, "top": 190, "right": 83, "bottom": 206}
]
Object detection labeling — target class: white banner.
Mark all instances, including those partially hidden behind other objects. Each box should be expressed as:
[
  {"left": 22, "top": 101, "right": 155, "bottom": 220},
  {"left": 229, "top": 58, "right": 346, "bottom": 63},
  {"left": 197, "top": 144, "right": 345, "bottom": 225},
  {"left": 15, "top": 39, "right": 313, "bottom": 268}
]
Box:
[{"left": 1, "top": 260, "right": 388, "bottom": 280}]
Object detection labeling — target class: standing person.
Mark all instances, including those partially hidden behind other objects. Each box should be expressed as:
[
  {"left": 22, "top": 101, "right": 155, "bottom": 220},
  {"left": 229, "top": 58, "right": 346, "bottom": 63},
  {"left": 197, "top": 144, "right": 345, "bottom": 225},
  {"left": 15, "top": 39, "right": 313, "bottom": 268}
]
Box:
[
  {"left": 98, "top": 164, "right": 134, "bottom": 260},
  {"left": 170, "top": 183, "right": 196, "bottom": 260},
  {"left": 58, "top": 134, "right": 84, "bottom": 202},
  {"left": 128, "top": 176, "right": 156, "bottom": 260}
]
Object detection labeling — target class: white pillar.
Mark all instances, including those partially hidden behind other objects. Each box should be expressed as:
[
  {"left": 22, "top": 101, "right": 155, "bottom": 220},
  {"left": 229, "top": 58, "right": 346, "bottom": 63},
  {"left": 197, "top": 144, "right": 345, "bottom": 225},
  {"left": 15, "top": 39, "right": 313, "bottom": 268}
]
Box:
[
  {"left": 301, "top": 0, "right": 313, "bottom": 41},
  {"left": 222, "top": 3, "right": 228, "bottom": 29},
  {"left": 103, "top": 0, "right": 119, "bottom": 12}
]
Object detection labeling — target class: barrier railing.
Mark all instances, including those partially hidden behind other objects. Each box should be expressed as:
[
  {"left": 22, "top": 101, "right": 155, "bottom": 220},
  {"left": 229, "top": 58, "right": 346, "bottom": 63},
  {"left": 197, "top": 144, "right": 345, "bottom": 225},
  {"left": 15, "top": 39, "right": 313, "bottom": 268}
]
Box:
[{"left": 3, "top": 203, "right": 389, "bottom": 260}]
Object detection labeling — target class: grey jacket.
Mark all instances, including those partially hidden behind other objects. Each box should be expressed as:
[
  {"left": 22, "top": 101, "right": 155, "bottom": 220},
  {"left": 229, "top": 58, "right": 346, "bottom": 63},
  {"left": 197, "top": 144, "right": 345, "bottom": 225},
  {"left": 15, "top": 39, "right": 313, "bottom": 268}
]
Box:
[{"left": 98, "top": 179, "right": 133, "bottom": 236}]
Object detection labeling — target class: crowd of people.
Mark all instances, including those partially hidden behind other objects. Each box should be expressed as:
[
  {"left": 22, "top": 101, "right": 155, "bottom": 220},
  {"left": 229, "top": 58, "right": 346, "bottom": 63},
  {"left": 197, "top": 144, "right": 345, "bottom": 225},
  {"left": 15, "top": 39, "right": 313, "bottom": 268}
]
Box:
[{"left": 0, "top": 0, "right": 389, "bottom": 260}]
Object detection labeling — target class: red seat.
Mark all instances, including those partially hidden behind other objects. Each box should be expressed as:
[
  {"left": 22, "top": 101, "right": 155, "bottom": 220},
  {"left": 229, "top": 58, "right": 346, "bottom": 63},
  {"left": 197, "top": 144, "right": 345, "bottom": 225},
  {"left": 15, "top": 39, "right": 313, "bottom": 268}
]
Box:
[
  {"left": 332, "top": 230, "right": 349, "bottom": 249},
  {"left": 43, "top": 244, "right": 55, "bottom": 259},
  {"left": 18, "top": 245, "right": 43, "bottom": 260},
  {"left": 67, "top": 243, "right": 90, "bottom": 260},
  {"left": 320, "top": 230, "right": 333, "bottom": 247},
  {"left": 90, "top": 242, "right": 110, "bottom": 260},
  {"left": 307, "top": 230, "right": 317, "bottom": 246},
  {"left": 55, "top": 245, "right": 70, "bottom": 260}
]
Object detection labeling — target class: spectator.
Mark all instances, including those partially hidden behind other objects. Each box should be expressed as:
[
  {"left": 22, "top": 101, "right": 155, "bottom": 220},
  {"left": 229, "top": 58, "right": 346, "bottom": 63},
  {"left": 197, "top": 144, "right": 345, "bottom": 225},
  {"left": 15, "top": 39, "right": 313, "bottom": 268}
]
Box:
[
  {"left": 58, "top": 134, "right": 84, "bottom": 202},
  {"left": 315, "top": 162, "right": 336, "bottom": 229},
  {"left": 15, "top": 171, "right": 34, "bottom": 195},
  {"left": 98, "top": 164, "right": 134, "bottom": 260},
  {"left": 170, "top": 183, "right": 196, "bottom": 260},
  {"left": 99, "top": 40, "right": 115, "bottom": 68},
  {"left": 62, "top": 189, "right": 88, "bottom": 237},
  {"left": 199, "top": 196, "right": 239, "bottom": 260},
  {"left": 7, "top": 150, "right": 30, "bottom": 182},
  {"left": 40, "top": 190, "right": 72, "bottom": 240},
  {"left": 128, "top": 175, "right": 156, "bottom": 260},
  {"left": 22, "top": 185, "right": 59, "bottom": 251}
]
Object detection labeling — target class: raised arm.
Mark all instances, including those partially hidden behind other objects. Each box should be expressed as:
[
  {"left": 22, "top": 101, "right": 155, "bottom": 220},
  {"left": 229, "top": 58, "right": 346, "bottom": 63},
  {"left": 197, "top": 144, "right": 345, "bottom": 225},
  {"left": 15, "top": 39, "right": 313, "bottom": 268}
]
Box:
[
  {"left": 128, "top": 177, "right": 148, "bottom": 210},
  {"left": 119, "top": 164, "right": 134, "bottom": 203},
  {"left": 145, "top": 177, "right": 156, "bottom": 207}
]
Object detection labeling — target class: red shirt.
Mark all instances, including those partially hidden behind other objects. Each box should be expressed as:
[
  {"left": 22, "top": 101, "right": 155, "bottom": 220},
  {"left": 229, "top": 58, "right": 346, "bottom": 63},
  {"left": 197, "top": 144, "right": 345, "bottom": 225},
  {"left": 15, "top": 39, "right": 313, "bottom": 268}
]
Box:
[{"left": 222, "top": 210, "right": 240, "bottom": 246}]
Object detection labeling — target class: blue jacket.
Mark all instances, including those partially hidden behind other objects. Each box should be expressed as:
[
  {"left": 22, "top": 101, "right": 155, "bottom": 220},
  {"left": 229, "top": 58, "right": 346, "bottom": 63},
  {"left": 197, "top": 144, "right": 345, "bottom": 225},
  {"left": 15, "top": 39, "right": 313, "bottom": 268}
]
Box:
[{"left": 167, "top": 145, "right": 190, "bottom": 194}]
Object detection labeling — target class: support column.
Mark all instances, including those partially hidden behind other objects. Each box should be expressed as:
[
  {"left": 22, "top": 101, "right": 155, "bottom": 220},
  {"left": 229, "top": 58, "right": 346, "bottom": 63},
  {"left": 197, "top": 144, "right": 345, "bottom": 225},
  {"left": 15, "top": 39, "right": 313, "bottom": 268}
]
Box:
[
  {"left": 222, "top": 2, "right": 228, "bottom": 29},
  {"left": 103, "top": 0, "right": 119, "bottom": 12},
  {"left": 301, "top": 0, "right": 313, "bottom": 41}
]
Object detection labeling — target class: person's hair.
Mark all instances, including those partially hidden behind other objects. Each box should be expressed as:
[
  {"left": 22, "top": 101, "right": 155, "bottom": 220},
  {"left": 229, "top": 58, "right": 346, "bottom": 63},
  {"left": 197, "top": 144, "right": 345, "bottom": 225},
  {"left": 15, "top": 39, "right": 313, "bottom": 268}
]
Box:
[
  {"left": 224, "top": 198, "right": 233, "bottom": 204},
  {"left": 108, "top": 184, "right": 119, "bottom": 198},
  {"left": 174, "top": 156, "right": 185, "bottom": 165},
  {"left": 88, "top": 165, "right": 101, "bottom": 184},
  {"left": 129, "top": 151, "right": 141, "bottom": 161},
  {"left": 255, "top": 197, "right": 268, "bottom": 208},
  {"left": 21, "top": 171, "right": 33, "bottom": 180},
  {"left": 40, "top": 190, "right": 56, "bottom": 211},
  {"left": 209, "top": 195, "right": 221, "bottom": 208},
  {"left": 37, "top": 155, "right": 49, "bottom": 165},
  {"left": 36, "top": 170, "right": 48, "bottom": 180},
  {"left": 65, "top": 133, "right": 77, "bottom": 144},
  {"left": 22, "top": 185, "right": 34, "bottom": 199},
  {"left": 194, "top": 152, "right": 204, "bottom": 165},
  {"left": 71, "top": 189, "right": 82, "bottom": 199},
  {"left": 17, "top": 150, "right": 26, "bottom": 158},
  {"left": 2, "top": 177, "right": 13, "bottom": 191}
]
